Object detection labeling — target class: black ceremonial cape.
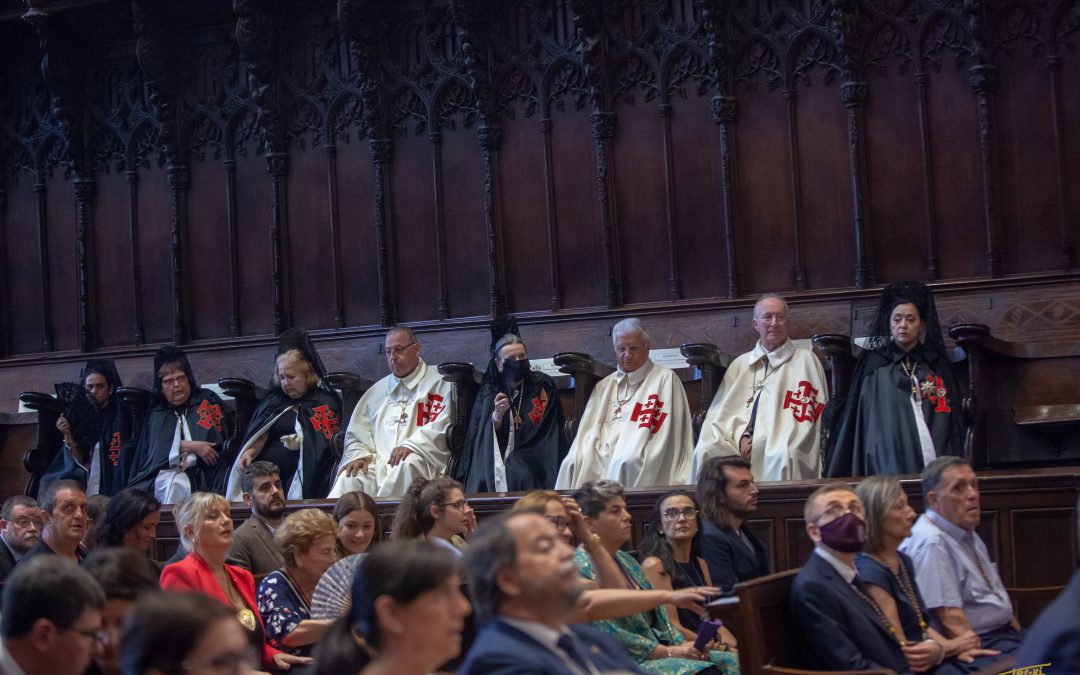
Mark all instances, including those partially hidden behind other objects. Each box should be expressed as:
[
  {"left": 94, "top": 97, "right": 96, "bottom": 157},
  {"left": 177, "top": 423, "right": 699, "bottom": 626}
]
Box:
[
  {"left": 127, "top": 388, "right": 233, "bottom": 495},
  {"left": 39, "top": 399, "right": 131, "bottom": 497},
  {"left": 825, "top": 342, "right": 965, "bottom": 478},
  {"left": 455, "top": 371, "right": 568, "bottom": 493},
  {"left": 239, "top": 384, "right": 342, "bottom": 499}
]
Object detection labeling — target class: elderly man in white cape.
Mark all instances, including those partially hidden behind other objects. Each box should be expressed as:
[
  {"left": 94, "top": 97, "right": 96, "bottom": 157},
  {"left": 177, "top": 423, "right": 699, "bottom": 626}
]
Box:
[
  {"left": 691, "top": 294, "right": 827, "bottom": 482},
  {"left": 555, "top": 318, "right": 694, "bottom": 489},
  {"left": 328, "top": 326, "right": 454, "bottom": 498}
]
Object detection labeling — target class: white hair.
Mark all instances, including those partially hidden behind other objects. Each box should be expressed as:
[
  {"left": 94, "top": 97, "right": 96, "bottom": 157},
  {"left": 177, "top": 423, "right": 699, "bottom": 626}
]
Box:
[
  {"left": 611, "top": 317, "right": 650, "bottom": 343},
  {"left": 753, "top": 293, "right": 789, "bottom": 318}
]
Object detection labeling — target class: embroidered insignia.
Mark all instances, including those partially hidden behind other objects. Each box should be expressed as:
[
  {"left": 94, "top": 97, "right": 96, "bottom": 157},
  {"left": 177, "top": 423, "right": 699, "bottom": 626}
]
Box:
[
  {"left": 922, "top": 374, "right": 951, "bottom": 413},
  {"left": 416, "top": 393, "right": 446, "bottom": 427},
  {"left": 310, "top": 404, "right": 340, "bottom": 440},
  {"left": 630, "top": 394, "right": 668, "bottom": 434},
  {"left": 196, "top": 399, "right": 224, "bottom": 431},
  {"left": 528, "top": 389, "right": 548, "bottom": 425},
  {"left": 782, "top": 381, "right": 824, "bottom": 423},
  {"left": 107, "top": 432, "right": 121, "bottom": 466}
]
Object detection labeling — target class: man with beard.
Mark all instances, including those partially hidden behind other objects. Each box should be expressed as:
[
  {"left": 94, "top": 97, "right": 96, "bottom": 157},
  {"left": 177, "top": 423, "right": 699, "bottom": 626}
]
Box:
[
  {"left": 20, "top": 480, "right": 88, "bottom": 564},
  {"left": 0, "top": 496, "right": 41, "bottom": 581},
  {"left": 455, "top": 332, "right": 568, "bottom": 492},
  {"left": 789, "top": 483, "right": 912, "bottom": 672},
  {"left": 696, "top": 456, "right": 769, "bottom": 593},
  {"left": 461, "top": 511, "right": 644, "bottom": 675},
  {"left": 226, "top": 461, "right": 287, "bottom": 576}
]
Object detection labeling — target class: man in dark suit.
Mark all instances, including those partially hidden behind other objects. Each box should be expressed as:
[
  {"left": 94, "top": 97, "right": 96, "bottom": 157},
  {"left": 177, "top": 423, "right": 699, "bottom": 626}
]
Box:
[
  {"left": 697, "top": 456, "right": 769, "bottom": 592},
  {"left": 225, "top": 461, "right": 285, "bottom": 576},
  {"left": 20, "top": 480, "right": 87, "bottom": 564},
  {"left": 460, "top": 511, "right": 644, "bottom": 675},
  {"left": 1014, "top": 495, "right": 1080, "bottom": 672},
  {"left": 0, "top": 496, "right": 41, "bottom": 582},
  {"left": 789, "top": 483, "right": 915, "bottom": 673}
]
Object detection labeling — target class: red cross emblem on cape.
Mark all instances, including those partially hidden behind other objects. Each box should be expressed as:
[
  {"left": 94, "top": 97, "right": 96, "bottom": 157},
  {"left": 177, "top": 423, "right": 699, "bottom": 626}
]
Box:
[
  {"left": 630, "top": 394, "right": 668, "bottom": 434},
  {"left": 107, "top": 432, "right": 122, "bottom": 466},
  {"left": 528, "top": 389, "right": 548, "bottom": 425},
  {"left": 196, "top": 399, "right": 225, "bottom": 431},
  {"left": 416, "top": 393, "right": 446, "bottom": 427},
  {"left": 310, "top": 404, "right": 340, "bottom": 440},
  {"left": 921, "top": 374, "right": 951, "bottom": 413},
  {"left": 783, "top": 381, "right": 824, "bottom": 423}
]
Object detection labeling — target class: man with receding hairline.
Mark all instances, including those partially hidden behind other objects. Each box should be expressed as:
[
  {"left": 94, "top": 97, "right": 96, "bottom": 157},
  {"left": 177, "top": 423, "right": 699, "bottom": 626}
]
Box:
[
  {"left": 0, "top": 496, "right": 41, "bottom": 582},
  {"left": 329, "top": 326, "right": 454, "bottom": 497}
]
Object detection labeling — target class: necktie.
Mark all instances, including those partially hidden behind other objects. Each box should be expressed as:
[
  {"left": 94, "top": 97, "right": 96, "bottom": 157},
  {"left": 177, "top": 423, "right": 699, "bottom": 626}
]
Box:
[{"left": 557, "top": 633, "right": 592, "bottom": 673}]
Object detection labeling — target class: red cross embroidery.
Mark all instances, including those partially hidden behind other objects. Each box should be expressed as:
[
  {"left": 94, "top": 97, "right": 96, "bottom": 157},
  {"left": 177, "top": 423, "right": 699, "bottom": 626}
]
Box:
[
  {"left": 925, "top": 374, "right": 951, "bottom": 413},
  {"left": 415, "top": 393, "right": 446, "bottom": 427},
  {"left": 107, "top": 432, "right": 121, "bottom": 466},
  {"left": 630, "top": 395, "right": 668, "bottom": 434},
  {"left": 196, "top": 400, "right": 224, "bottom": 431},
  {"left": 310, "top": 404, "right": 341, "bottom": 440},
  {"left": 783, "top": 381, "right": 824, "bottom": 423},
  {"left": 528, "top": 389, "right": 548, "bottom": 425}
]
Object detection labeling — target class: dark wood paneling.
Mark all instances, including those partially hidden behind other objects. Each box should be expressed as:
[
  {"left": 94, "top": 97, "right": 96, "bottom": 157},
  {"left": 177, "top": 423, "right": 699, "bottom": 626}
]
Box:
[
  {"left": 134, "top": 163, "right": 171, "bottom": 345},
  {"left": 91, "top": 169, "right": 135, "bottom": 348},
  {"left": 390, "top": 129, "right": 439, "bottom": 322},
  {"left": 186, "top": 159, "right": 232, "bottom": 341},
  {"left": 337, "top": 138, "right": 380, "bottom": 329},
  {"left": 234, "top": 146, "right": 275, "bottom": 337},
  {"left": 44, "top": 173, "right": 76, "bottom": 352},
  {"left": 4, "top": 174, "right": 45, "bottom": 355},
  {"left": 500, "top": 105, "right": 550, "bottom": 314},
  {"left": 286, "top": 143, "right": 336, "bottom": 331},
  {"left": 440, "top": 126, "right": 487, "bottom": 319}
]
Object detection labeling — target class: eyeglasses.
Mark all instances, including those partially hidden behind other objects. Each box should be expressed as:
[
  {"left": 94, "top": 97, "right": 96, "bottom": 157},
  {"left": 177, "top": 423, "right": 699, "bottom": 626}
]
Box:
[
  {"left": 386, "top": 342, "right": 416, "bottom": 357},
  {"left": 161, "top": 376, "right": 187, "bottom": 388},
  {"left": 661, "top": 507, "right": 699, "bottom": 521},
  {"left": 544, "top": 515, "right": 569, "bottom": 530},
  {"left": 815, "top": 503, "right": 865, "bottom": 523},
  {"left": 67, "top": 626, "right": 106, "bottom": 644},
  {"left": 439, "top": 499, "right": 470, "bottom": 511}
]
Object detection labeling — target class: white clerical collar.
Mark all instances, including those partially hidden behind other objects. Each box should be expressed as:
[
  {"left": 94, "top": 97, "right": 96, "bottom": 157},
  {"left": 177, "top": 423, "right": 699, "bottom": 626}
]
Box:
[
  {"left": 616, "top": 359, "right": 654, "bottom": 386},
  {"left": 814, "top": 546, "right": 857, "bottom": 583},
  {"left": 388, "top": 358, "right": 428, "bottom": 393},
  {"left": 751, "top": 338, "right": 795, "bottom": 368}
]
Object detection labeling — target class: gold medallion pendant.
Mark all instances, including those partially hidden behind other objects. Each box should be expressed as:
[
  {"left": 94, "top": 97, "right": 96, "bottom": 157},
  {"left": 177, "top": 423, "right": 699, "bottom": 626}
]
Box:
[{"left": 237, "top": 608, "right": 257, "bottom": 632}]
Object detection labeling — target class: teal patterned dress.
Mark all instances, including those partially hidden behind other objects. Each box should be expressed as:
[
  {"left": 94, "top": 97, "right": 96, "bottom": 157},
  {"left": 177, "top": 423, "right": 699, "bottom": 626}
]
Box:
[{"left": 575, "top": 548, "right": 739, "bottom": 675}]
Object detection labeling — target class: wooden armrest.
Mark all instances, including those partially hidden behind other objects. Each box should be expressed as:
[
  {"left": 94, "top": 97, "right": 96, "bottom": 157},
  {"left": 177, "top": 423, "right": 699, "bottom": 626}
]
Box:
[
  {"left": 1013, "top": 405, "right": 1080, "bottom": 425},
  {"left": 218, "top": 377, "right": 263, "bottom": 402},
  {"left": 18, "top": 391, "right": 63, "bottom": 414},
  {"left": 553, "top": 351, "right": 615, "bottom": 379}
]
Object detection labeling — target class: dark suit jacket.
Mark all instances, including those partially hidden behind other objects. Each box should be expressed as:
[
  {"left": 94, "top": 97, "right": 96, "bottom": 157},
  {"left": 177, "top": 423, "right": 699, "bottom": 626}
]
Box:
[
  {"left": 790, "top": 552, "right": 909, "bottom": 674},
  {"left": 459, "top": 617, "right": 645, "bottom": 675},
  {"left": 701, "top": 519, "right": 769, "bottom": 592},
  {"left": 1014, "top": 568, "right": 1080, "bottom": 672},
  {"left": 160, "top": 552, "right": 281, "bottom": 668},
  {"left": 225, "top": 515, "right": 284, "bottom": 576},
  {"left": 0, "top": 538, "right": 17, "bottom": 582}
]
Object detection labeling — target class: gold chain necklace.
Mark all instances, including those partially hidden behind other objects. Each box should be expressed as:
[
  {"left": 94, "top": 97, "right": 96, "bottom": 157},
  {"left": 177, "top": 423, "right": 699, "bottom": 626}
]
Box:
[
  {"left": 867, "top": 553, "right": 929, "bottom": 639},
  {"left": 850, "top": 582, "right": 902, "bottom": 644},
  {"left": 925, "top": 516, "right": 996, "bottom": 589}
]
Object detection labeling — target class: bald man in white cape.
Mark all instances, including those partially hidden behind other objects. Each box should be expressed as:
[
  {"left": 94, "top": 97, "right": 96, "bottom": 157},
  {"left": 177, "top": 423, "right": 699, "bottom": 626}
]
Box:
[{"left": 555, "top": 319, "right": 694, "bottom": 489}]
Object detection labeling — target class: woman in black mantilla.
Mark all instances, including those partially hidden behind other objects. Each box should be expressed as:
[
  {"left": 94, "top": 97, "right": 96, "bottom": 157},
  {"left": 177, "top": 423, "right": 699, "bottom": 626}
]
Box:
[
  {"left": 43, "top": 359, "right": 131, "bottom": 497},
  {"left": 126, "top": 346, "right": 233, "bottom": 502},
  {"left": 224, "top": 328, "right": 343, "bottom": 500},
  {"left": 452, "top": 320, "right": 568, "bottom": 493},
  {"left": 825, "top": 281, "right": 965, "bottom": 478}
]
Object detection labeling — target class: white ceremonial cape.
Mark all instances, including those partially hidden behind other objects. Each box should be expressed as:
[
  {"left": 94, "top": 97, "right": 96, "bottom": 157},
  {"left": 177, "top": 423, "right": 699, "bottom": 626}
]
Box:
[
  {"left": 691, "top": 339, "right": 827, "bottom": 482},
  {"left": 328, "top": 359, "right": 454, "bottom": 498},
  {"left": 223, "top": 407, "right": 306, "bottom": 502},
  {"left": 555, "top": 359, "right": 693, "bottom": 489}
]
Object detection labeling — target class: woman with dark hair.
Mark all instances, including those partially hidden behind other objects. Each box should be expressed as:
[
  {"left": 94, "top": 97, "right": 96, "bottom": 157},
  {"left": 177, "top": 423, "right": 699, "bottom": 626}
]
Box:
[
  {"left": 122, "top": 590, "right": 256, "bottom": 675},
  {"left": 825, "top": 281, "right": 965, "bottom": 477},
  {"left": 225, "top": 328, "right": 343, "bottom": 500},
  {"left": 95, "top": 487, "right": 161, "bottom": 556},
  {"left": 640, "top": 490, "right": 737, "bottom": 649},
  {"left": 82, "top": 547, "right": 160, "bottom": 675},
  {"left": 311, "top": 539, "right": 471, "bottom": 675},
  {"left": 334, "top": 490, "right": 382, "bottom": 557},
  {"left": 390, "top": 476, "right": 475, "bottom": 555}
]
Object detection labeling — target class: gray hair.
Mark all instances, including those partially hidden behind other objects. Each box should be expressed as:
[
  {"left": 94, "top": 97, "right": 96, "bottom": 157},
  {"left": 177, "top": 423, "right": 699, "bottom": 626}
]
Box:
[
  {"left": 754, "top": 293, "right": 789, "bottom": 318},
  {"left": 854, "top": 475, "right": 905, "bottom": 555},
  {"left": 175, "top": 492, "right": 230, "bottom": 546},
  {"left": 39, "top": 479, "right": 85, "bottom": 515},
  {"left": 465, "top": 512, "right": 522, "bottom": 621},
  {"left": 573, "top": 479, "right": 625, "bottom": 518},
  {"left": 493, "top": 333, "right": 525, "bottom": 360},
  {"left": 1, "top": 495, "right": 37, "bottom": 521},
  {"left": 386, "top": 325, "right": 417, "bottom": 343},
  {"left": 612, "top": 318, "right": 650, "bottom": 343},
  {"left": 921, "top": 456, "right": 970, "bottom": 502},
  {"left": 2, "top": 556, "right": 105, "bottom": 638}
]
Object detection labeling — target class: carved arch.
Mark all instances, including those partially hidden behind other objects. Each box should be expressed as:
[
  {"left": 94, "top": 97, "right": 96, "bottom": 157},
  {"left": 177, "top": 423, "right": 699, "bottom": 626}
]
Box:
[
  {"left": 90, "top": 124, "right": 127, "bottom": 174},
  {"left": 285, "top": 96, "right": 326, "bottom": 149},
  {"left": 325, "top": 91, "right": 367, "bottom": 145},
  {"left": 1051, "top": 0, "right": 1080, "bottom": 51},
  {"left": 1, "top": 140, "right": 36, "bottom": 187},
  {"left": 660, "top": 42, "right": 711, "bottom": 102},
  {"left": 862, "top": 18, "right": 917, "bottom": 79},
  {"left": 786, "top": 26, "right": 841, "bottom": 88},
  {"left": 225, "top": 106, "right": 260, "bottom": 158},
  {"left": 387, "top": 82, "right": 429, "bottom": 136},
  {"left": 183, "top": 113, "right": 224, "bottom": 164},
  {"left": 611, "top": 49, "right": 660, "bottom": 106},
  {"left": 919, "top": 9, "right": 974, "bottom": 72},
  {"left": 541, "top": 57, "right": 589, "bottom": 116},
  {"left": 430, "top": 75, "right": 477, "bottom": 131},
  {"left": 493, "top": 62, "right": 540, "bottom": 119},
  {"left": 731, "top": 35, "right": 784, "bottom": 94}
]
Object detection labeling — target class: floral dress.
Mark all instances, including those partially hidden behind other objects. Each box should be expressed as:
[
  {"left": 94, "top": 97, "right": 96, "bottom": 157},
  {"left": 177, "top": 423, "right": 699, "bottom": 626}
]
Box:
[
  {"left": 257, "top": 570, "right": 312, "bottom": 657},
  {"left": 575, "top": 548, "right": 739, "bottom": 675}
]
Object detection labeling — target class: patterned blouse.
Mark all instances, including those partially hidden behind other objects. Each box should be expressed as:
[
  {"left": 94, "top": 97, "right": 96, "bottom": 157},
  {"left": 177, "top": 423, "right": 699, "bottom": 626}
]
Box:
[
  {"left": 575, "top": 548, "right": 739, "bottom": 675},
  {"left": 257, "top": 570, "right": 313, "bottom": 657}
]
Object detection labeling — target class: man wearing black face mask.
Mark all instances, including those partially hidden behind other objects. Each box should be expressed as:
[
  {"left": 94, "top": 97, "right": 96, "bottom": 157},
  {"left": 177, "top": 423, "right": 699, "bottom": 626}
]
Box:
[
  {"left": 789, "top": 483, "right": 912, "bottom": 673},
  {"left": 454, "top": 332, "right": 568, "bottom": 493}
]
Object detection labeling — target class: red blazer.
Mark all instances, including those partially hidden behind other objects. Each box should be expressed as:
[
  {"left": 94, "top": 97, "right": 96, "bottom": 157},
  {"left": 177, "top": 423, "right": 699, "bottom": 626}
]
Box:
[{"left": 160, "top": 552, "right": 282, "bottom": 668}]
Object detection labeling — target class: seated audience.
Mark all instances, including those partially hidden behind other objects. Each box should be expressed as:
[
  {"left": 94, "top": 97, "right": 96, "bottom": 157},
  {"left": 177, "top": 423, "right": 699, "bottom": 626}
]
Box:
[
  {"left": 460, "top": 510, "right": 645, "bottom": 675},
  {"left": 21, "top": 479, "right": 88, "bottom": 563},
  {"left": 226, "top": 461, "right": 287, "bottom": 576},
  {"left": 640, "top": 490, "right": 737, "bottom": 649},
  {"left": 1014, "top": 495, "right": 1080, "bottom": 671},
  {"left": 258, "top": 508, "right": 338, "bottom": 656},
  {"left": 573, "top": 479, "right": 738, "bottom": 674},
  {"left": 83, "top": 494, "right": 110, "bottom": 551},
  {"left": 126, "top": 346, "right": 232, "bottom": 503},
  {"left": 311, "top": 539, "right": 471, "bottom": 675},
  {"left": 81, "top": 547, "right": 160, "bottom": 675},
  {"left": 0, "top": 555, "right": 105, "bottom": 675},
  {"left": 94, "top": 488, "right": 160, "bottom": 559},
  {"left": 855, "top": 475, "right": 1000, "bottom": 673},
  {"left": 696, "top": 457, "right": 768, "bottom": 593},
  {"left": 334, "top": 490, "right": 382, "bottom": 557},
  {"left": 121, "top": 591, "right": 254, "bottom": 675},
  {"left": 225, "top": 328, "right": 342, "bottom": 500},
  {"left": 160, "top": 492, "right": 310, "bottom": 671},
  {"left": 900, "top": 457, "right": 1022, "bottom": 656},
  {"left": 0, "top": 495, "right": 41, "bottom": 581},
  {"left": 391, "top": 476, "right": 476, "bottom": 555},
  {"left": 557, "top": 318, "right": 694, "bottom": 489},
  {"left": 790, "top": 482, "right": 908, "bottom": 672}
]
